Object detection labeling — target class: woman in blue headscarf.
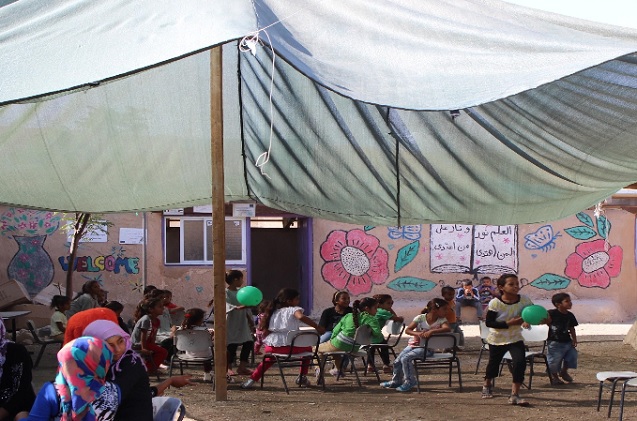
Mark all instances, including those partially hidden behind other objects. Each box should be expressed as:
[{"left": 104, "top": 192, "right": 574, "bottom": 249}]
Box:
[{"left": 26, "top": 336, "right": 113, "bottom": 421}]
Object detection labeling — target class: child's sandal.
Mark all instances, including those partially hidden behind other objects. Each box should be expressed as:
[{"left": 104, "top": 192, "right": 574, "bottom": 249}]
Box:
[{"left": 481, "top": 386, "right": 493, "bottom": 399}]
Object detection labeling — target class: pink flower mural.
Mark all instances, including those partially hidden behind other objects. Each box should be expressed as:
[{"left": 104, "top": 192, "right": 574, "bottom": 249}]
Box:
[
  {"left": 564, "top": 239, "right": 622, "bottom": 288},
  {"left": 320, "top": 229, "right": 389, "bottom": 295}
]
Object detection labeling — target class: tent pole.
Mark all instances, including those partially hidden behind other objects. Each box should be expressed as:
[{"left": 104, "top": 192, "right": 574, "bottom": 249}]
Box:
[{"left": 210, "top": 45, "right": 227, "bottom": 400}]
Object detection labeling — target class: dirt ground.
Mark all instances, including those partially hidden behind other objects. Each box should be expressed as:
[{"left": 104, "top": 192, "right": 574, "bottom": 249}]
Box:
[{"left": 29, "top": 329, "right": 637, "bottom": 421}]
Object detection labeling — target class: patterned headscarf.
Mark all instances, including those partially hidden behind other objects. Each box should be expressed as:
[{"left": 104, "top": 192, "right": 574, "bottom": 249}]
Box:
[
  {"left": 83, "top": 319, "right": 146, "bottom": 377},
  {"left": 55, "top": 336, "right": 113, "bottom": 421},
  {"left": 0, "top": 319, "right": 8, "bottom": 381}
]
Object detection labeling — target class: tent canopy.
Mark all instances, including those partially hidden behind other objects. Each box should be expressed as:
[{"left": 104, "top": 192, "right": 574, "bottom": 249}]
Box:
[{"left": 1, "top": 0, "right": 637, "bottom": 225}]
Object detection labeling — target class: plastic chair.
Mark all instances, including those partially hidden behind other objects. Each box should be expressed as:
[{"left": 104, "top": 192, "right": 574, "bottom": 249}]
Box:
[
  {"left": 412, "top": 333, "right": 462, "bottom": 393},
  {"left": 619, "top": 376, "right": 637, "bottom": 421},
  {"left": 259, "top": 330, "right": 321, "bottom": 394},
  {"left": 318, "top": 325, "right": 374, "bottom": 389},
  {"left": 474, "top": 320, "right": 490, "bottom": 374},
  {"left": 500, "top": 324, "right": 550, "bottom": 389},
  {"left": 26, "top": 320, "right": 62, "bottom": 368},
  {"left": 596, "top": 371, "right": 637, "bottom": 418},
  {"left": 362, "top": 321, "right": 405, "bottom": 380},
  {"left": 151, "top": 396, "right": 186, "bottom": 421},
  {"left": 168, "top": 329, "right": 214, "bottom": 383}
]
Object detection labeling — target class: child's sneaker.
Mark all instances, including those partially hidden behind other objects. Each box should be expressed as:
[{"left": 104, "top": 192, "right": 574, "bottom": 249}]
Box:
[
  {"left": 560, "top": 372, "right": 574, "bottom": 383},
  {"left": 396, "top": 383, "right": 414, "bottom": 392},
  {"left": 329, "top": 368, "right": 345, "bottom": 378},
  {"left": 508, "top": 394, "right": 529, "bottom": 406},
  {"left": 203, "top": 372, "right": 213, "bottom": 382},
  {"left": 380, "top": 381, "right": 398, "bottom": 389},
  {"left": 240, "top": 379, "right": 255, "bottom": 389},
  {"left": 481, "top": 386, "right": 493, "bottom": 399}
]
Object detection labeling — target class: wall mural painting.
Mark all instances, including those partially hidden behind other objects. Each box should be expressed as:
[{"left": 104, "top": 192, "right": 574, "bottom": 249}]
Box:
[
  {"left": 0, "top": 208, "right": 62, "bottom": 298},
  {"left": 129, "top": 279, "right": 143, "bottom": 293},
  {"left": 562, "top": 212, "right": 622, "bottom": 289},
  {"left": 320, "top": 229, "right": 389, "bottom": 296},
  {"left": 430, "top": 224, "right": 518, "bottom": 274},
  {"left": 521, "top": 274, "right": 571, "bottom": 291},
  {"left": 524, "top": 225, "right": 561, "bottom": 253}
]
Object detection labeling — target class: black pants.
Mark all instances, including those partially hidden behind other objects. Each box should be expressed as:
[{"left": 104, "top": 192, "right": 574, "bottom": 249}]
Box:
[
  {"left": 227, "top": 340, "right": 254, "bottom": 366},
  {"left": 484, "top": 340, "right": 526, "bottom": 383},
  {"left": 367, "top": 339, "right": 390, "bottom": 366}
]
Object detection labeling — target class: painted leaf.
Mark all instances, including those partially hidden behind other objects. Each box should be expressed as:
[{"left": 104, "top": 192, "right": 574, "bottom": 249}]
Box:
[
  {"left": 597, "top": 215, "right": 611, "bottom": 239},
  {"left": 576, "top": 212, "right": 594, "bottom": 228},
  {"left": 394, "top": 240, "right": 420, "bottom": 272},
  {"left": 564, "top": 226, "right": 596, "bottom": 240},
  {"left": 530, "top": 273, "right": 571, "bottom": 290},
  {"left": 387, "top": 277, "right": 436, "bottom": 292},
  {"left": 364, "top": 226, "right": 375, "bottom": 232}
]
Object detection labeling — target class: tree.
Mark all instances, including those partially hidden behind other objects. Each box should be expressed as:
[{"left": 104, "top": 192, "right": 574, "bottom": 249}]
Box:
[{"left": 59, "top": 213, "right": 112, "bottom": 299}]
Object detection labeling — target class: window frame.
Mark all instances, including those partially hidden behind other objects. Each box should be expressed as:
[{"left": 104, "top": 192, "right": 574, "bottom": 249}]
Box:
[{"left": 163, "top": 216, "right": 247, "bottom": 265}]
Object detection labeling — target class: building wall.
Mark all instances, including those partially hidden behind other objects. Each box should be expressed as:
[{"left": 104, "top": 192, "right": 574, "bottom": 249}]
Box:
[
  {"left": 311, "top": 209, "right": 637, "bottom": 323},
  {"left": 0, "top": 207, "right": 634, "bottom": 325}
]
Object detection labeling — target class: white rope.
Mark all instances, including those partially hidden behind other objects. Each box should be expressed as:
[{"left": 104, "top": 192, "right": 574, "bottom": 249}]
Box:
[{"left": 239, "top": 14, "right": 300, "bottom": 179}]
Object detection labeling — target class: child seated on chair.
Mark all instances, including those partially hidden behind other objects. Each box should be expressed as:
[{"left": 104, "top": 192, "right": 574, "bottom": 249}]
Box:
[
  {"left": 253, "top": 300, "right": 271, "bottom": 356},
  {"left": 380, "top": 298, "right": 450, "bottom": 392},
  {"left": 240, "top": 288, "right": 325, "bottom": 389},
  {"left": 441, "top": 286, "right": 464, "bottom": 348},
  {"left": 547, "top": 292, "right": 578, "bottom": 385},
  {"left": 316, "top": 297, "right": 384, "bottom": 379},
  {"left": 478, "top": 276, "right": 498, "bottom": 315},
  {"left": 455, "top": 279, "right": 483, "bottom": 321},
  {"left": 132, "top": 297, "right": 168, "bottom": 373},
  {"left": 0, "top": 319, "right": 35, "bottom": 420},
  {"left": 179, "top": 308, "right": 214, "bottom": 382},
  {"left": 49, "top": 295, "right": 70, "bottom": 341},
  {"left": 369, "top": 294, "right": 404, "bottom": 374}
]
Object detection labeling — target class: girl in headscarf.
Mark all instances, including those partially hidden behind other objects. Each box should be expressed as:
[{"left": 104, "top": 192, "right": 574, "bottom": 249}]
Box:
[
  {"left": 83, "top": 320, "right": 154, "bottom": 420},
  {"left": 0, "top": 318, "right": 36, "bottom": 421},
  {"left": 26, "top": 336, "right": 113, "bottom": 421}
]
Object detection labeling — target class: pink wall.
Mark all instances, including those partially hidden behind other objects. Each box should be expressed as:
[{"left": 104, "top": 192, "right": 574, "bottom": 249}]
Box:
[{"left": 312, "top": 210, "right": 637, "bottom": 323}]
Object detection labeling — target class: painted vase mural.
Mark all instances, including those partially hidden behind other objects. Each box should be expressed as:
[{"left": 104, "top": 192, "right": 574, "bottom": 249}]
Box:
[
  {"left": 8, "top": 235, "right": 55, "bottom": 297},
  {"left": 1, "top": 208, "right": 62, "bottom": 297}
]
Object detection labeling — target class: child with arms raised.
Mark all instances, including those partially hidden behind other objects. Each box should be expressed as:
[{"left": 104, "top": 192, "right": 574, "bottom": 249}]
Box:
[
  {"left": 482, "top": 273, "right": 533, "bottom": 406},
  {"left": 380, "top": 298, "right": 450, "bottom": 392},
  {"left": 547, "top": 293, "right": 578, "bottom": 384},
  {"left": 241, "top": 288, "right": 325, "bottom": 389}
]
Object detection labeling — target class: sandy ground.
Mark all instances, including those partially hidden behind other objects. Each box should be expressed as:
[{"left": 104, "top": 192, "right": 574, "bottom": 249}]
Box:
[{"left": 28, "top": 324, "right": 636, "bottom": 421}]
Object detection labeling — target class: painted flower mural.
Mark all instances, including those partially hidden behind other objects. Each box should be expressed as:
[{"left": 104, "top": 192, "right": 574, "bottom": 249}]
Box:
[
  {"left": 564, "top": 239, "right": 622, "bottom": 288},
  {"left": 320, "top": 229, "right": 389, "bottom": 295}
]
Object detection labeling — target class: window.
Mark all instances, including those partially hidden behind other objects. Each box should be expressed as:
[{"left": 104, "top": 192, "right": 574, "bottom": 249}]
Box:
[{"left": 164, "top": 216, "right": 246, "bottom": 265}]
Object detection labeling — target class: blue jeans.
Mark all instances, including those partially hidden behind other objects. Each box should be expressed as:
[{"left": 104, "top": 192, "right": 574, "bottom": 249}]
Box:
[
  {"left": 547, "top": 341, "right": 578, "bottom": 373},
  {"left": 389, "top": 346, "right": 433, "bottom": 387}
]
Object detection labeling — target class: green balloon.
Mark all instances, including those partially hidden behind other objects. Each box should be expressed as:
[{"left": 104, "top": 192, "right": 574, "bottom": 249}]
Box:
[
  {"left": 521, "top": 305, "right": 548, "bottom": 325},
  {"left": 236, "top": 286, "right": 263, "bottom": 307}
]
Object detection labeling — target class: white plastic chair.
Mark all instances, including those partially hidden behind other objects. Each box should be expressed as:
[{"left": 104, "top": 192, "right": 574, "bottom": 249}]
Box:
[
  {"left": 596, "top": 371, "right": 637, "bottom": 418},
  {"left": 260, "top": 330, "right": 321, "bottom": 394},
  {"left": 474, "top": 320, "right": 490, "bottom": 374},
  {"left": 412, "top": 333, "right": 462, "bottom": 392},
  {"left": 168, "top": 329, "right": 214, "bottom": 385},
  {"left": 619, "top": 376, "right": 637, "bottom": 421},
  {"left": 318, "top": 325, "right": 373, "bottom": 389},
  {"left": 500, "top": 325, "right": 550, "bottom": 389},
  {"left": 152, "top": 396, "right": 186, "bottom": 421},
  {"left": 362, "top": 320, "right": 405, "bottom": 380}
]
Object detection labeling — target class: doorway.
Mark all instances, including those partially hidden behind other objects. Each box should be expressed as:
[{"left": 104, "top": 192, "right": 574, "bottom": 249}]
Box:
[{"left": 249, "top": 217, "right": 312, "bottom": 310}]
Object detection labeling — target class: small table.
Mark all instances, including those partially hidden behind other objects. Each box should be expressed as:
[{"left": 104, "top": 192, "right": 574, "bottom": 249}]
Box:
[{"left": 0, "top": 310, "right": 32, "bottom": 341}]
